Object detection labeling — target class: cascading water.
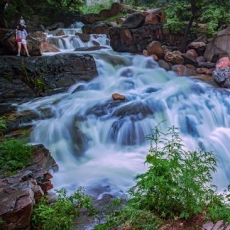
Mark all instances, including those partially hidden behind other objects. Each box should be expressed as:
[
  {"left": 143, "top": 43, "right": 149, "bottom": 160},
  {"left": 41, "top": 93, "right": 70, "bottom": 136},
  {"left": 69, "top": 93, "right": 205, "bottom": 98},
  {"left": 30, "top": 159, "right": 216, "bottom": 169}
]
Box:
[{"left": 18, "top": 31, "right": 230, "bottom": 198}]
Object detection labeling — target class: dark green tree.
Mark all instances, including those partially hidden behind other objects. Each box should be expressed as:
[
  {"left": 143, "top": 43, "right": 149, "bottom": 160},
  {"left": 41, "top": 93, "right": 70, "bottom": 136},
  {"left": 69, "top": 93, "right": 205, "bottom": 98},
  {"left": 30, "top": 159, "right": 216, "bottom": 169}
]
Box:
[
  {"left": 1, "top": 0, "right": 84, "bottom": 29},
  {"left": 47, "top": 0, "right": 83, "bottom": 10},
  {"left": 163, "top": 0, "right": 230, "bottom": 51},
  {"left": 0, "top": 0, "right": 8, "bottom": 28}
]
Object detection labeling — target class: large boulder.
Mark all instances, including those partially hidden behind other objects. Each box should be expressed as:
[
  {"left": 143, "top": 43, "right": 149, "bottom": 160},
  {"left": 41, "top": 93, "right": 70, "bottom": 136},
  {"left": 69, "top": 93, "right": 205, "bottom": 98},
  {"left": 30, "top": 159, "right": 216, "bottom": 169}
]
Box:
[
  {"left": 121, "top": 12, "right": 145, "bottom": 29},
  {"left": 0, "top": 53, "right": 98, "bottom": 115},
  {"left": 0, "top": 144, "right": 57, "bottom": 230},
  {"left": 82, "top": 22, "right": 109, "bottom": 34},
  {"left": 204, "top": 26, "right": 230, "bottom": 62},
  {"left": 212, "top": 67, "right": 230, "bottom": 88},
  {"left": 109, "top": 24, "right": 163, "bottom": 53},
  {"left": 144, "top": 8, "right": 166, "bottom": 25}
]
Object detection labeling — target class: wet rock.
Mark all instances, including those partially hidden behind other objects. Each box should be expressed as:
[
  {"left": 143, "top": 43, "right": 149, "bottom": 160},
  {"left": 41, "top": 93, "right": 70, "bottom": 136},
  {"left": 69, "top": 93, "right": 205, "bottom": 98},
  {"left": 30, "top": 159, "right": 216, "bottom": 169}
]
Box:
[
  {"left": 164, "top": 50, "right": 184, "bottom": 64},
  {"left": 112, "top": 93, "right": 125, "bottom": 100},
  {"left": 0, "top": 144, "right": 57, "bottom": 230},
  {"left": 0, "top": 53, "right": 98, "bottom": 114},
  {"left": 146, "top": 40, "right": 165, "bottom": 58},
  {"left": 172, "top": 64, "right": 197, "bottom": 76},
  {"left": 212, "top": 67, "right": 230, "bottom": 88},
  {"left": 215, "top": 57, "right": 230, "bottom": 69}
]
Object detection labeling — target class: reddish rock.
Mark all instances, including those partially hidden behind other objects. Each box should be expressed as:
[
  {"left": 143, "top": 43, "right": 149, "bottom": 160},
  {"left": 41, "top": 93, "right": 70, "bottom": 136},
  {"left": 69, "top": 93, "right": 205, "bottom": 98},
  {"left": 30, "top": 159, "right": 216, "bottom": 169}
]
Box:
[
  {"left": 145, "top": 13, "right": 159, "bottom": 25},
  {"left": 196, "top": 67, "right": 213, "bottom": 75},
  {"left": 216, "top": 57, "right": 230, "bottom": 69},
  {"left": 0, "top": 144, "right": 58, "bottom": 229},
  {"left": 109, "top": 2, "right": 124, "bottom": 16},
  {"left": 40, "top": 41, "right": 60, "bottom": 53},
  {"left": 164, "top": 50, "right": 184, "bottom": 64},
  {"left": 172, "top": 64, "right": 197, "bottom": 76},
  {"left": 112, "top": 93, "right": 125, "bottom": 100},
  {"left": 146, "top": 40, "right": 164, "bottom": 58},
  {"left": 186, "top": 49, "right": 198, "bottom": 59},
  {"left": 144, "top": 8, "right": 166, "bottom": 25}
]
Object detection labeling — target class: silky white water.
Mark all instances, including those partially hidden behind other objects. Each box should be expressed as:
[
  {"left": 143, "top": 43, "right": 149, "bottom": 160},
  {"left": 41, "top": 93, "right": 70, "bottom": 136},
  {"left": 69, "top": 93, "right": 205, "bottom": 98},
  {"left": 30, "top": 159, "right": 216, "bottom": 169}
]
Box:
[{"left": 18, "top": 33, "right": 230, "bottom": 198}]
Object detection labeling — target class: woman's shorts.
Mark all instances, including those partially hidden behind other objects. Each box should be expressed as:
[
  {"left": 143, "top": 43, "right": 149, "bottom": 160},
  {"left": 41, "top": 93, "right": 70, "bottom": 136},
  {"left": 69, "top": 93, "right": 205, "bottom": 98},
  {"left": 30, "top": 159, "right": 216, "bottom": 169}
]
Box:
[{"left": 22, "top": 39, "right": 27, "bottom": 44}]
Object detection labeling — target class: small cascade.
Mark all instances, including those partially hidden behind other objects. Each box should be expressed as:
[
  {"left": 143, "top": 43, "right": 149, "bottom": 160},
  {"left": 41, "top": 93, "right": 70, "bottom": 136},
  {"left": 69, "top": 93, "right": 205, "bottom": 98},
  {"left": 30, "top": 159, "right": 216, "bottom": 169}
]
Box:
[{"left": 46, "top": 27, "right": 110, "bottom": 52}]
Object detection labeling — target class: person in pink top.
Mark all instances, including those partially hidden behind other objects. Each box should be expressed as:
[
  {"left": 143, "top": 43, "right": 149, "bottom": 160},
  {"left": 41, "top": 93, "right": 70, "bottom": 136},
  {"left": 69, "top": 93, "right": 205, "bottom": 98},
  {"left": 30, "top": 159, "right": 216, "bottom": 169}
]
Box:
[{"left": 15, "top": 24, "right": 30, "bottom": 57}]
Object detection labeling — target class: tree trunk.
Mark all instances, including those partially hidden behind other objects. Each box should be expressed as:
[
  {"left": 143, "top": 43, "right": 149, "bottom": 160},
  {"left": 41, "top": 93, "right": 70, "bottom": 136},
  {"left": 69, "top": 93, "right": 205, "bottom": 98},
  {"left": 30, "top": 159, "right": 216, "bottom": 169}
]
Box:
[
  {"left": 181, "top": 15, "right": 195, "bottom": 52},
  {"left": 181, "top": 1, "right": 199, "bottom": 52},
  {"left": 0, "top": 3, "right": 7, "bottom": 28}
]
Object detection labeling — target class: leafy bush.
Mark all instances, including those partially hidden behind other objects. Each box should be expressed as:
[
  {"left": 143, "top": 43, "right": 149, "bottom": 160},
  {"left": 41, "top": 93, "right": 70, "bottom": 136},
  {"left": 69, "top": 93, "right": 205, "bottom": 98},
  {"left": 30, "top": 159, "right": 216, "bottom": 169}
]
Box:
[
  {"left": 95, "top": 125, "right": 230, "bottom": 229},
  {"left": 129, "top": 126, "right": 218, "bottom": 219},
  {"left": 207, "top": 190, "right": 230, "bottom": 222},
  {"left": 0, "top": 138, "right": 33, "bottom": 175},
  {"left": 32, "top": 187, "right": 95, "bottom": 230}
]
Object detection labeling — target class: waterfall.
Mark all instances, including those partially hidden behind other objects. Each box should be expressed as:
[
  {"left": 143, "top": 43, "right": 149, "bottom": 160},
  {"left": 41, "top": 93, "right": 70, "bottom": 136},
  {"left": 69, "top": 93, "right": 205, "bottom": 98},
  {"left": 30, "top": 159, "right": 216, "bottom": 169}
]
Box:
[{"left": 18, "top": 31, "right": 230, "bottom": 198}]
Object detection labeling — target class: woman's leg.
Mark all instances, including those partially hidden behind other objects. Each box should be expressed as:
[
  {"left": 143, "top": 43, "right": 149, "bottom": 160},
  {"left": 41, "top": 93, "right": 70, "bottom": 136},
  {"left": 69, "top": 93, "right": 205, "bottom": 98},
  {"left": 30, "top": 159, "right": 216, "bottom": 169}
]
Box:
[
  {"left": 22, "top": 44, "right": 30, "bottom": 56},
  {"left": 17, "top": 42, "right": 21, "bottom": 56}
]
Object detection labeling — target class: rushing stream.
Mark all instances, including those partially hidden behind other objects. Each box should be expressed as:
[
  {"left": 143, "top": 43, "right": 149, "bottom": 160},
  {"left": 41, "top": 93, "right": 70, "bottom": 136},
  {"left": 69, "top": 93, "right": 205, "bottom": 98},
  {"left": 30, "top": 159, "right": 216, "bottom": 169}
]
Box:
[{"left": 18, "top": 28, "right": 230, "bottom": 198}]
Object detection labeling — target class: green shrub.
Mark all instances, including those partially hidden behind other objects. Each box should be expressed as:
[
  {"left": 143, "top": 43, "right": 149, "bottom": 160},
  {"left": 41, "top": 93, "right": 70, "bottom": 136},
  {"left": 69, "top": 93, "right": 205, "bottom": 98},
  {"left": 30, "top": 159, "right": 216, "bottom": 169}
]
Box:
[
  {"left": 129, "top": 126, "right": 218, "bottom": 219},
  {"left": 32, "top": 187, "right": 95, "bottom": 230},
  {"left": 95, "top": 125, "right": 230, "bottom": 229},
  {"left": 0, "top": 138, "right": 33, "bottom": 175}
]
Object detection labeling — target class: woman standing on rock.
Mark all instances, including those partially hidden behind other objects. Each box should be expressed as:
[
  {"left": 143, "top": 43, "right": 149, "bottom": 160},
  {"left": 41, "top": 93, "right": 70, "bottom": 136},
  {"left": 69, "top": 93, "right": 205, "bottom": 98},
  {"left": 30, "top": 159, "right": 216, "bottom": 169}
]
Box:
[{"left": 15, "top": 24, "right": 30, "bottom": 57}]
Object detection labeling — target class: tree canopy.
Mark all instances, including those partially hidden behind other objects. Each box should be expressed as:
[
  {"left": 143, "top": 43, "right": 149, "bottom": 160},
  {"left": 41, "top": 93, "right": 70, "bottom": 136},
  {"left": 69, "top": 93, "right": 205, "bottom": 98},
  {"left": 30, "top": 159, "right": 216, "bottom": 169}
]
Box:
[{"left": 0, "top": 0, "right": 84, "bottom": 29}]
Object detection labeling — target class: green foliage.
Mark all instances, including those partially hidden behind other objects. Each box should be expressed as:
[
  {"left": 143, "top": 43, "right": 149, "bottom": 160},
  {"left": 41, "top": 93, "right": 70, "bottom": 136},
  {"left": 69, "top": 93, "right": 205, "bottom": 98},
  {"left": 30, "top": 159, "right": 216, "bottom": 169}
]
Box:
[
  {"left": 20, "top": 61, "right": 30, "bottom": 82},
  {"left": 0, "top": 117, "right": 7, "bottom": 136},
  {"left": 128, "top": 126, "right": 218, "bottom": 219},
  {"left": 80, "top": 2, "right": 111, "bottom": 14},
  {"left": 95, "top": 205, "right": 162, "bottom": 230},
  {"left": 3, "top": 73, "right": 13, "bottom": 82},
  {"left": 207, "top": 189, "right": 230, "bottom": 222},
  {"left": 0, "top": 138, "right": 33, "bottom": 175},
  {"left": 0, "top": 217, "right": 5, "bottom": 227},
  {"left": 47, "top": 0, "right": 84, "bottom": 11},
  {"left": 95, "top": 125, "right": 230, "bottom": 229},
  {"left": 34, "top": 78, "right": 46, "bottom": 93},
  {"left": 19, "top": 61, "right": 47, "bottom": 94},
  {"left": 200, "top": 5, "right": 230, "bottom": 36},
  {"left": 103, "top": 12, "right": 127, "bottom": 25},
  {"left": 163, "top": 0, "right": 230, "bottom": 37},
  {"left": 32, "top": 187, "right": 95, "bottom": 230}
]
